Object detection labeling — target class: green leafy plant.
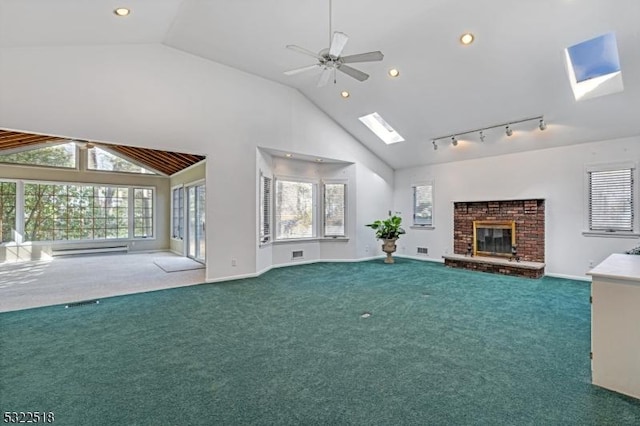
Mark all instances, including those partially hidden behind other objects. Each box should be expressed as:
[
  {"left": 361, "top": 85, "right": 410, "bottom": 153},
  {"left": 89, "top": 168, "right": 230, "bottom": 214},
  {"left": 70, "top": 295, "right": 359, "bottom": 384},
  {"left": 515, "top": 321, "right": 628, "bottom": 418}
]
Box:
[
  {"left": 365, "top": 215, "right": 406, "bottom": 240},
  {"left": 625, "top": 246, "right": 640, "bottom": 255}
]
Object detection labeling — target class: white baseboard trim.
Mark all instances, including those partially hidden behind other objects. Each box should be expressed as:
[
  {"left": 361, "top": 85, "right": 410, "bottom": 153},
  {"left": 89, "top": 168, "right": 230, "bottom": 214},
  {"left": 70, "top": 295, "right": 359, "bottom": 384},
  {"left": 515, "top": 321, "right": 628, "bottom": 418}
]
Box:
[
  {"left": 206, "top": 257, "right": 592, "bottom": 284},
  {"left": 205, "top": 256, "right": 386, "bottom": 283},
  {"left": 545, "top": 272, "right": 591, "bottom": 282},
  {"left": 394, "top": 255, "right": 444, "bottom": 264}
]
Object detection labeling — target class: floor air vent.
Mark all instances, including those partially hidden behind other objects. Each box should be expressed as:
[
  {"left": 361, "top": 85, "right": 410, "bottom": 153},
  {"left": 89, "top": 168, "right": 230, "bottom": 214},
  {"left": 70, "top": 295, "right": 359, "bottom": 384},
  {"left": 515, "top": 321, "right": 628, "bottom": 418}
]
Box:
[
  {"left": 292, "top": 250, "right": 304, "bottom": 260},
  {"left": 65, "top": 300, "right": 100, "bottom": 308},
  {"left": 417, "top": 247, "right": 428, "bottom": 255}
]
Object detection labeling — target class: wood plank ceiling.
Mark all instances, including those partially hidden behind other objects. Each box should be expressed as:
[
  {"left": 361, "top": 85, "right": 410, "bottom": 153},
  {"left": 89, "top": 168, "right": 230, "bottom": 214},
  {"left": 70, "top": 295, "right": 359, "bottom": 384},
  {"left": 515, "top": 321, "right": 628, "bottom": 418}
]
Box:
[{"left": 0, "top": 130, "right": 205, "bottom": 176}]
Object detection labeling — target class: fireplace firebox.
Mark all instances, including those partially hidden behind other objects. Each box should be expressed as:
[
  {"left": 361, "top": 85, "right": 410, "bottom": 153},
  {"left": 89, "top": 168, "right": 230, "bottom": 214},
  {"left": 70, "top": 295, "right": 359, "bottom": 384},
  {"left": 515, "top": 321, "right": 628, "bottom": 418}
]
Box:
[{"left": 473, "top": 220, "right": 515, "bottom": 257}]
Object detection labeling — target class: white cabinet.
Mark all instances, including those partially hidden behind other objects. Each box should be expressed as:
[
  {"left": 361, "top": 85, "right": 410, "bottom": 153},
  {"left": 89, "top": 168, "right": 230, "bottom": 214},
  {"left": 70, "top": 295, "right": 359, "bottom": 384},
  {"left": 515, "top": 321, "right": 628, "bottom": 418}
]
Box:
[{"left": 588, "top": 253, "right": 640, "bottom": 400}]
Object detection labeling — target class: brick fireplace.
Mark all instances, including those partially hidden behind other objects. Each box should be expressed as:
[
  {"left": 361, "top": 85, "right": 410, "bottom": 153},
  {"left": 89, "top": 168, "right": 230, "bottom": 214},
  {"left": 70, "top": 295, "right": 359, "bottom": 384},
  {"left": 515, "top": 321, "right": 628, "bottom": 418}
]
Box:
[{"left": 445, "top": 199, "right": 545, "bottom": 278}]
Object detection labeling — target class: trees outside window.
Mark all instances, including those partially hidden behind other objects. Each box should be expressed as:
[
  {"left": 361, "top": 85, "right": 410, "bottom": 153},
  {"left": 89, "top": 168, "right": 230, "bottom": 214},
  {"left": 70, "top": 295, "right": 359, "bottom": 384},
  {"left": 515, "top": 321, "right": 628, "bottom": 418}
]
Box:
[
  {"left": 275, "top": 180, "right": 314, "bottom": 240},
  {"left": 0, "top": 182, "right": 16, "bottom": 243}
]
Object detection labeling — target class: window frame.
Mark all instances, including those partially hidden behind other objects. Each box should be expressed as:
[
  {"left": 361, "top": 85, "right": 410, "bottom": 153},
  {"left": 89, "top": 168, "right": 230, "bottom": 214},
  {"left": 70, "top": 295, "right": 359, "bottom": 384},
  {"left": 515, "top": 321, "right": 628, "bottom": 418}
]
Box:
[
  {"left": 322, "top": 179, "right": 347, "bottom": 238},
  {"left": 583, "top": 162, "right": 639, "bottom": 238},
  {"left": 0, "top": 178, "right": 156, "bottom": 244},
  {"left": 274, "top": 176, "right": 317, "bottom": 241},
  {"left": 171, "top": 185, "right": 185, "bottom": 240},
  {"left": 133, "top": 187, "right": 155, "bottom": 239},
  {"left": 411, "top": 181, "right": 435, "bottom": 229},
  {"left": 0, "top": 141, "right": 79, "bottom": 170},
  {"left": 0, "top": 179, "right": 18, "bottom": 243}
]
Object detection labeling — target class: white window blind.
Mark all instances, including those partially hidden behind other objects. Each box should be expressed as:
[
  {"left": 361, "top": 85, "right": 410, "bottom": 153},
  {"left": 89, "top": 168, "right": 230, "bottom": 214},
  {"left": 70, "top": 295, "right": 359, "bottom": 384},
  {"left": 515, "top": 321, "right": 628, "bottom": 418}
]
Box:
[
  {"left": 259, "top": 175, "right": 272, "bottom": 243},
  {"left": 324, "top": 183, "right": 346, "bottom": 237},
  {"left": 589, "top": 168, "right": 634, "bottom": 232},
  {"left": 413, "top": 183, "right": 433, "bottom": 226}
]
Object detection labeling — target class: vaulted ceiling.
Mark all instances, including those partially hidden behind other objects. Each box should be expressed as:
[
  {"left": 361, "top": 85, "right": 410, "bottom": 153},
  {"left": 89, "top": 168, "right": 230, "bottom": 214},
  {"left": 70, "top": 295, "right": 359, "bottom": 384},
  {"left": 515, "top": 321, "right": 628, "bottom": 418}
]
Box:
[{"left": 1, "top": 0, "right": 639, "bottom": 169}]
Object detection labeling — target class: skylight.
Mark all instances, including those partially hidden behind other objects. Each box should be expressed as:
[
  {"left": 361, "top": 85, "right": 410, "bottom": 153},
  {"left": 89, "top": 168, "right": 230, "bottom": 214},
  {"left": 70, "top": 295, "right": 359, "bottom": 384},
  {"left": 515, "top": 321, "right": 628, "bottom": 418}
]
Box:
[
  {"left": 358, "top": 112, "right": 405, "bottom": 144},
  {"left": 565, "top": 32, "right": 623, "bottom": 101}
]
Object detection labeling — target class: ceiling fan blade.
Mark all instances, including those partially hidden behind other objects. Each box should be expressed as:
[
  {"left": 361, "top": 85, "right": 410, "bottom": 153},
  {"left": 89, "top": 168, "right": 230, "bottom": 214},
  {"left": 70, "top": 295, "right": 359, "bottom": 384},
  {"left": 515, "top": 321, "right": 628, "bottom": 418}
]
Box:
[
  {"left": 284, "top": 64, "right": 320, "bottom": 76},
  {"left": 329, "top": 31, "right": 349, "bottom": 58},
  {"left": 317, "top": 68, "right": 332, "bottom": 87},
  {"left": 340, "top": 51, "right": 384, "bottom": 64},
  {"left": 337, "top": 64, "right": 369, "bottom": 82},
  {"left": 286, "top": 45, "right": 322, "bottom": 60}
]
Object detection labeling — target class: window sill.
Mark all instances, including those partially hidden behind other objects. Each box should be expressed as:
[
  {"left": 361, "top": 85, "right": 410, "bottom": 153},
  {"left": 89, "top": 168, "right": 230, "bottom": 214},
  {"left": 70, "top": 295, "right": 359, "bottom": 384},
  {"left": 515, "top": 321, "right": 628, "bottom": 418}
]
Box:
[
  {"left": 582, "top": 231, "right": 640, "bottom": 239},
  {"left": 410, "top": 225, "right": 435, "bottom": 230}
]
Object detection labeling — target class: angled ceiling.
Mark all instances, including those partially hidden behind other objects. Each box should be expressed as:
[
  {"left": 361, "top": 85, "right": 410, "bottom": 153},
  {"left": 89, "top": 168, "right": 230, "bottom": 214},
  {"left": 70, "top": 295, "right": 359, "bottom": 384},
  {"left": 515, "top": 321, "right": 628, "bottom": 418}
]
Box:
[
  {"left": 1, "top": 0, "right": 639, "bottom": 169},
  {"left": 0, "top": 130, "right": 205, "bottom": 176}
]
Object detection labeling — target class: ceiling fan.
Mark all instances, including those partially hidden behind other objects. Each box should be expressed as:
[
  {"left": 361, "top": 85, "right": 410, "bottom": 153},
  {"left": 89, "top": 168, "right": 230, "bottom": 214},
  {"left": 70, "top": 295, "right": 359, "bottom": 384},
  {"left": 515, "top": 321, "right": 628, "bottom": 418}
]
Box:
[{"left": 284, "top": 0, "right": 384, "bottom": 87}]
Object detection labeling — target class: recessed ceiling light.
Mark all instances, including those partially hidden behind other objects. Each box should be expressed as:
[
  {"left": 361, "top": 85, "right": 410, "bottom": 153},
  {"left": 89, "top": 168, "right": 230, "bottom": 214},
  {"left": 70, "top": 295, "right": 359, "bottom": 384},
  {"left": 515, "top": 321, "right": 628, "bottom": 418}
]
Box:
[
  {"left": 340, "top": 91, "right": 350, "bottom": 98},
  {"left": 114, "top": 8, "right": 131, "bottom": 17},
  {"left": 315, "top": 158, "right": 324, "bottom": 162},
  {"left": 284, "top": 153, "right": 293, "bottom": 158},
  {"left": 388, "top": 68, "right": 400, "bottom": 78},
  {"left": 460, "top": 33, "right": 474, "bottom": 45}
]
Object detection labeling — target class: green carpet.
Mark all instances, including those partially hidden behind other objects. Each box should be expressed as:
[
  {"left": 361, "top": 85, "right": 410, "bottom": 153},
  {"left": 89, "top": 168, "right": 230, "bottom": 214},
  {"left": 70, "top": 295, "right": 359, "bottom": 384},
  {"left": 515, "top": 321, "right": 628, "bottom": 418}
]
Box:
[{"left": 1, "top": 259, "right": 640, "bottom": 425}]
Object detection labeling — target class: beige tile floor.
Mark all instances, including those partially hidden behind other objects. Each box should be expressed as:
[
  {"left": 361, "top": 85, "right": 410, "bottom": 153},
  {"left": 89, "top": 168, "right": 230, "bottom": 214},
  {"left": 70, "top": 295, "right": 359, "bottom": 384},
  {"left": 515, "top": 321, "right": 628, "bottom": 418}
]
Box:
[{"left": 0, "top": 251, "right": 206, "bottom": 313}]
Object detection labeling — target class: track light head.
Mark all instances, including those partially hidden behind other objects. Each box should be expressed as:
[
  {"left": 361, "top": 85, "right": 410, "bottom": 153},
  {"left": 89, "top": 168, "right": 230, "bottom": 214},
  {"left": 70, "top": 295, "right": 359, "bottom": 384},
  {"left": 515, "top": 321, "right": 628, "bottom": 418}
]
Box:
[
  {"left": 479, "top": 131, "right": 485, "bottom": 142},
  {"left": 505, "top": 125, "right": 513, "bottom": 137},
  {"left": 451, "top": 136, "right": 458, "bottom": 146},
  {"left": 539, "top": 119, "right": 547, "bottom": 131},
  {"left": 432, "top": 140, "right": 438, "bottom": 151}
]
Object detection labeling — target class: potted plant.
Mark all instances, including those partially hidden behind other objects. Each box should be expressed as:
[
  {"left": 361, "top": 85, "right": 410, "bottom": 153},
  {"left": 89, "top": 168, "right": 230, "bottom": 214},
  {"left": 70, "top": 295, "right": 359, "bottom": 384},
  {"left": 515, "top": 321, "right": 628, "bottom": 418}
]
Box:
[{"left": 366, "top": 215, "right": 406, "bottom": 263}]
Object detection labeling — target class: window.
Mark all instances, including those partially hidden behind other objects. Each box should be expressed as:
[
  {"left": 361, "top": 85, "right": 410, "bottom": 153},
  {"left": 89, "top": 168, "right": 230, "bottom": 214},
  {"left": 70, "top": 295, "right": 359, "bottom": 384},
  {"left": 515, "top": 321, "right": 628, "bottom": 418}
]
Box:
[
  {"left": 275, "top": 179, "right": 315, "bottom": 240},
  {"left": 259, "top": 175, "right": 272, "bottom": 243},
  {"left": 588, "top": 165, "right": 634, "bottom": 232},
  {"left": 324, "top": 183, "right": 345, "bottom": 237},
  {"left": 134, "top": 188, "right": 154, "bottom": 238},
  {"left": 0, "top": 142, "right": 77, "bottom": 168},
  {"left": 88, "top": 146, "right": 157, "bottom": 174},
  {"left": 172, "top": 187, "right": 184, "bottom": 239},
  {"left": 23, "top": 183, "right": 129, "bottom": 241},
  {"left": 0, "top": 181, "right": 16, "bottom": 243},
  {"left": 413, "top": 183, "right": 433, "bottom": 226}
]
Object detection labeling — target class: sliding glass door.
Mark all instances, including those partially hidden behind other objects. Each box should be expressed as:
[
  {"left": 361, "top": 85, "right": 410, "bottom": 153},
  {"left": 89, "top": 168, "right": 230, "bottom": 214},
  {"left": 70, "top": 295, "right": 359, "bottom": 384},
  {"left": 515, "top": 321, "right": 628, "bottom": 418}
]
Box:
[{"left": 187, "top": 183, "right": 205, "bottom": 263}]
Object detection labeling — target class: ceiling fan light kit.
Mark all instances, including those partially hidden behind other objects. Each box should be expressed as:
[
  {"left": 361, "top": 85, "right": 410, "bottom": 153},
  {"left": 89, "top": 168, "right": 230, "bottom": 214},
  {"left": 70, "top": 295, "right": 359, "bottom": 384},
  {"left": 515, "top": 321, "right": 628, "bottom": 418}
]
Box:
[{"left": 284, "top": 0, "right": 384, "bottom": 87}]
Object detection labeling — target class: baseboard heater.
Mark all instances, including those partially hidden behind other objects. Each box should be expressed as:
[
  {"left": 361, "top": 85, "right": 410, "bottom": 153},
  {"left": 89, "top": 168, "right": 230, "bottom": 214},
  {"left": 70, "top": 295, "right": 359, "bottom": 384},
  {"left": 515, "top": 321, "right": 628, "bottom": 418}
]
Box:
[{"left": 52, "top": 244, "right": 129, "bottom": 257}]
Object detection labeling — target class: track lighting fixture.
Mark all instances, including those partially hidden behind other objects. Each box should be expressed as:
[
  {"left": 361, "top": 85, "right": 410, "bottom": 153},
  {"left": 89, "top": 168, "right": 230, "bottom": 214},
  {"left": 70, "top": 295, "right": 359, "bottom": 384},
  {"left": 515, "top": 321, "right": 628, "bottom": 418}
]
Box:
[
  {"left": 539, "top": 119, "right": 547, "bottom": 131},
  {"left": 430, "top": 115, "right": 547, "bottom": 149}
]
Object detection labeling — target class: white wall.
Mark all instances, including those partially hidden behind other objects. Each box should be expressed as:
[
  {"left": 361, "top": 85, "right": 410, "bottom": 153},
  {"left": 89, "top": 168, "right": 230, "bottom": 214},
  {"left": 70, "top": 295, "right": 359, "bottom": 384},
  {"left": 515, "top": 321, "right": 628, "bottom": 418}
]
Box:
[
  {"left": 394, "top": 136, "right": 640, "bottom": 279},
  {"left": 0, "top": 44, "right": 394, "bottom": 281}
]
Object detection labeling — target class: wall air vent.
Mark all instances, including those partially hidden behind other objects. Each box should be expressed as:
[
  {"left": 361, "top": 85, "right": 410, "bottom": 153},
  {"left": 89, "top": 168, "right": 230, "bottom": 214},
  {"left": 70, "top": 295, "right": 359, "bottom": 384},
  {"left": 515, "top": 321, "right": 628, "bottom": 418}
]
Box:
[
  {"left": 65, "top": 300, "right": 100, "bottom": 308},
  {"left": 292, "top": 250, "right": 304, "bottom": 260},
  {"left": 417, "top": 247, "right": 429, "bottom": 255}
]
